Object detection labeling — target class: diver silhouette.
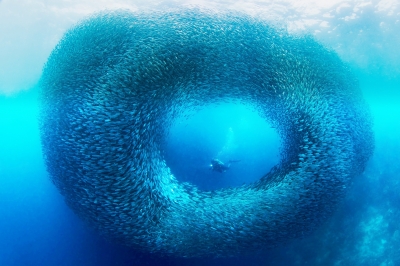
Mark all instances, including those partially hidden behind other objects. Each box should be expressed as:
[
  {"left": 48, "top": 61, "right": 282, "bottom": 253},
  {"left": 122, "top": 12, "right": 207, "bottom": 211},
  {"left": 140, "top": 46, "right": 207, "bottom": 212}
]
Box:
[{"left": 210, "top": 159, "right": 241, "bottom": 173}]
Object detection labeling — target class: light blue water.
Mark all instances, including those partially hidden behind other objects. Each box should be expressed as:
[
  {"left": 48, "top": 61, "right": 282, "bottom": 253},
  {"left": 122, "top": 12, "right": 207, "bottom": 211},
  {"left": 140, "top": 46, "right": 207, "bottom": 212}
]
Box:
[
  {"left": 1, "top": 10, "right": 400, "bottom": 266},
  {"left": 165, "top": 102, "right": 280, "bottom": 191}
]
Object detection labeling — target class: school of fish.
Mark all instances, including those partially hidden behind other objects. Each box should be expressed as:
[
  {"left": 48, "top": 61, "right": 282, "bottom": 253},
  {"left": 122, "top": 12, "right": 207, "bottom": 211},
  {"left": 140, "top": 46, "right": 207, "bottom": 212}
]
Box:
[{"left": 39, "top": 10, "right": 374, "bottom": 257}]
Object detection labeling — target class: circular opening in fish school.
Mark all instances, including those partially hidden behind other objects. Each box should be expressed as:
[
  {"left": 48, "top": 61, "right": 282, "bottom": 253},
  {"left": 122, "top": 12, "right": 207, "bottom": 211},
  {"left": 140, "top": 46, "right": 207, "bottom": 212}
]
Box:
[{"left": 164, "top": 101, "right": 280, "bottom": 191}]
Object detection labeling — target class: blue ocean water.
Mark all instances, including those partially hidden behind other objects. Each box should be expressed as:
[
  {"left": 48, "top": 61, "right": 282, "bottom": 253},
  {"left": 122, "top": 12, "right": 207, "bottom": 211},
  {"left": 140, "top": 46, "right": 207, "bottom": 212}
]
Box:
[
  {"left": 165, "top": 102, "right": 280, "bottom": 191},
  {"left": 1, "top": 6, "right": 400, "bottom": 266}
]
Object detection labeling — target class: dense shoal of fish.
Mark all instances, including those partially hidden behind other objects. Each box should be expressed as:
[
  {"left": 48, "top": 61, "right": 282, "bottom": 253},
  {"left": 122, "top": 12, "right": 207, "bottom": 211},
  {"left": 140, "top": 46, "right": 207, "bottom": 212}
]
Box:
[{"left": 39, "top": 10, "right": 374, "bottom": 257}]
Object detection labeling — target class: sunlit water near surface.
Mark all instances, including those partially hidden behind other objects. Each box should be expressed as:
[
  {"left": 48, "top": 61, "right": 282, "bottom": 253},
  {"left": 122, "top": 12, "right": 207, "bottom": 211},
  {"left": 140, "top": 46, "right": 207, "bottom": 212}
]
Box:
[{"left": 1, "top": 1, "right": 400, "bottom": 265}]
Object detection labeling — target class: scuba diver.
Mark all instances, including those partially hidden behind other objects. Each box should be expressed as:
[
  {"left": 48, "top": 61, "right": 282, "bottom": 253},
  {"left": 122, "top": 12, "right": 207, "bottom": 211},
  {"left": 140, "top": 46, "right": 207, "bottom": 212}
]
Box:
[{"left": 210, "top": 159, "right": 241, "bottom": 173}]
